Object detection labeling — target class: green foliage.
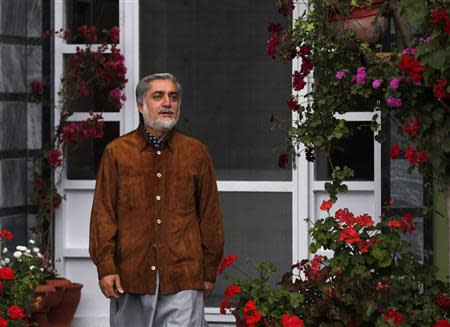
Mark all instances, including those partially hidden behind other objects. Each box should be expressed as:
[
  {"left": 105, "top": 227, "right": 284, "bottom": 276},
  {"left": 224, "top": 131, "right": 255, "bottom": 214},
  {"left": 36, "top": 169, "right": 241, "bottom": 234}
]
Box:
[
  {"left": 0, "top": 236, "right": 53, "bottom": 325},
  {"left": 220, "top": 205, "right": 449, "bottom": 326}
]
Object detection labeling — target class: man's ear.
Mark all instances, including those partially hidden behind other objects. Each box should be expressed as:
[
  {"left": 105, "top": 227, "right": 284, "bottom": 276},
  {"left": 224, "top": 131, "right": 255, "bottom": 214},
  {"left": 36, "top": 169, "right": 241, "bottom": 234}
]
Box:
[{"left": 137, "top": 103, "right": 144, "bottom": 114}]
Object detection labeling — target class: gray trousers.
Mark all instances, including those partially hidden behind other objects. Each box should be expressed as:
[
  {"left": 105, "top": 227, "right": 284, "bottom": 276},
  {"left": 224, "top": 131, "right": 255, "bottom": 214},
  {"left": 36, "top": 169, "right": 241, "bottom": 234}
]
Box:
[{"left": 110, "top": 275, "right": 209, "bottom": 327}]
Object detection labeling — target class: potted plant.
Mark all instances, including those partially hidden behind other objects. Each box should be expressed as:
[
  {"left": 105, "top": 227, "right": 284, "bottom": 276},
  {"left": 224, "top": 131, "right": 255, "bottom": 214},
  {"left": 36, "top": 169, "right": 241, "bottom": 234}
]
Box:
[{"left": 219, "top": 201, "right": 450, "bottom": 326}]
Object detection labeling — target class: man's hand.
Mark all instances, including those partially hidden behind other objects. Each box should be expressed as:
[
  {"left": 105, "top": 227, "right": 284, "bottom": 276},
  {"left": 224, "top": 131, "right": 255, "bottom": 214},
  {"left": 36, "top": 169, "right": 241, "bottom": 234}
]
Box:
[
  {"left": 203, "top": 281, "right": 214, "bottom": 299},
  {"left": 99, "top": 274, "right": 124, "bottom": 299}
]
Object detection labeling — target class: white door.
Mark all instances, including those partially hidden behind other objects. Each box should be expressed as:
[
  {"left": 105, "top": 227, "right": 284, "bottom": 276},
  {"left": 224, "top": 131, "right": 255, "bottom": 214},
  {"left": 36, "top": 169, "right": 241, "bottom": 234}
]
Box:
[{"left": 54, "top": 1, "right": 380, "bottom": 326}]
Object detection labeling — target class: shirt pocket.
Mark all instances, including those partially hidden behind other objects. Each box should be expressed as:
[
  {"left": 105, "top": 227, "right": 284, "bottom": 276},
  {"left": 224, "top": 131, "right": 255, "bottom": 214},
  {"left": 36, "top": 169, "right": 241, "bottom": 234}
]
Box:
[
  {"left": 171, "top": 172, "right": 196, "bottom": 211},
  {"left": 118, "top": 168, "right": 152, "bottom": 209}
]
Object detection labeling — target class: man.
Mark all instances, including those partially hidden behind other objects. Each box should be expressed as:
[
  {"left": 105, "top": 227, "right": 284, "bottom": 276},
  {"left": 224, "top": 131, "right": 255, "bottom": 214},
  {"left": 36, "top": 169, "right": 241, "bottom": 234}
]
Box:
[{"left": 89, "top": 73, "right": 224, "bottom": 326}]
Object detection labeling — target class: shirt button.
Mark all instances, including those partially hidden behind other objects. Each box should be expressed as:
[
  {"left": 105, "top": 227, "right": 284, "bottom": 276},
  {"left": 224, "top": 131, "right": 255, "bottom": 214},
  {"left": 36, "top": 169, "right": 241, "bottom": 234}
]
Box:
[
  {"left": 157, "top": 150, "right": 161, "bottom": 155},
  {"left": 156, "top": 172, "right": 162, "bottom": 178},
  {"left": 151, "top": 265, "right": 156, "bottom": 271},
  {"left": 156, "top": 219, "right": 162, "bottom": 224},
  {"left": 156, "top": 195, "right": 161, "bottom": 200},
  {"left": 153, "top": 244, "right": 156, "bottom": 248}
]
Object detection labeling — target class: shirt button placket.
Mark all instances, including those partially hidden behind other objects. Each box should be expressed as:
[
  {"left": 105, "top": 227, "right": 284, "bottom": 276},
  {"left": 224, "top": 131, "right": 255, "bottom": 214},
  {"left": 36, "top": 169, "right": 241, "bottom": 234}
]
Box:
[{"left": 153, "top": 148, "right": 163, "bottom": 275}]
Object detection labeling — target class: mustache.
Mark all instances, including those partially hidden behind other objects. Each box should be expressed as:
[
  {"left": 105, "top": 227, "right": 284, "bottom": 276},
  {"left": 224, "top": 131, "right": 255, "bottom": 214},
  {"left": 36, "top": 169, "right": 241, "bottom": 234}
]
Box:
[{"left": 158, "top": 109, "right": 176, "bottom": 114}]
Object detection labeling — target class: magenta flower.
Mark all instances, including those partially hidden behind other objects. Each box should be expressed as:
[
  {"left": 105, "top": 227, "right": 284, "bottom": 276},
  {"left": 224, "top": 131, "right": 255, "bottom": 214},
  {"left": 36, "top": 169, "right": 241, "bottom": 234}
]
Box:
[
  {"left": 401, "top": 48, "right": 417, "bottom": 56},
  {"left": 419, "top": 36, "right": 431, "bottom": 44},
  {"left": 386, "top": 96, "right": 402, "bottom": 108},
  {"left": 355, "top": 67, "right": 366, "bottom": 85},
  {"left": 336, "top": 70, "right": 346, "bottom": 80},
  {"left": 389, "top": 78, "right": 401, "bottom": 90},
  {"left": 372, "top": 80, "right": 382, "bottom": 89}
]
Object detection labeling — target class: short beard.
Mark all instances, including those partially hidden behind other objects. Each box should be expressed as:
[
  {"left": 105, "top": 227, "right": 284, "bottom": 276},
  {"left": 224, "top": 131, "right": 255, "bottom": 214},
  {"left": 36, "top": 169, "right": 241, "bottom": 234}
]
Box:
[{"left": 143, "top": 104, "right": 180, "bottom": 133}]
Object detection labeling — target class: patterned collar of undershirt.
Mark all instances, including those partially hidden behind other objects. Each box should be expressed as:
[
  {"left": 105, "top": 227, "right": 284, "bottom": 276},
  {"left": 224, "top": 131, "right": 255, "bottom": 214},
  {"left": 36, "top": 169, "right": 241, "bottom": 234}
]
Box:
[{"left": 142, "top": 127, "right": 167, "bottom": 150}]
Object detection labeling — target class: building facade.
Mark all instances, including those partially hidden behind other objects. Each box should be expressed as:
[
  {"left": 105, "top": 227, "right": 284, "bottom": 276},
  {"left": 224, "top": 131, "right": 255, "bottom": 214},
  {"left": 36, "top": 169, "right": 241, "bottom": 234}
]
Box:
[{"left": 0, "top": 1, "right": 432, "bottom": 326}]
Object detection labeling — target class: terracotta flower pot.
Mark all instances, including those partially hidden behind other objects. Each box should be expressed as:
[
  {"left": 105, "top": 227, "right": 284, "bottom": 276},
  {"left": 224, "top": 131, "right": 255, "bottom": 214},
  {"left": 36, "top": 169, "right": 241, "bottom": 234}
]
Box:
[
  {"left": 30, "top": 283, "right": 57, "bottom": 327},
  {"left": 30, "top": 278, "right": 83, "bottom": 327},
  {"left": 331, "top": 1, "right": 388, "bottom": 44},
  {"left": 47, "top": 282, "right": 84, "bottom": 327}
]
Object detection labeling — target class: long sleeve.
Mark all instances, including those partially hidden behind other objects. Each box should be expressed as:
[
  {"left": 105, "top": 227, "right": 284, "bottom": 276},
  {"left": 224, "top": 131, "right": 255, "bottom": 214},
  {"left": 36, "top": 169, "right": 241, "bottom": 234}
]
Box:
[
  {"left": 89, "top": 145, "right": 119, "bottom": 279},
  {"left": 196, "top": 147, "right": 224, "bottom": 283}
]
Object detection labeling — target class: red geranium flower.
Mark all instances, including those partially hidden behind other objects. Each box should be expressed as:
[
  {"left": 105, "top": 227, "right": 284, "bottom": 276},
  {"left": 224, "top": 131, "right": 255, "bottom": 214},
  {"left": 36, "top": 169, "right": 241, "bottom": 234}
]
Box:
[
  {"left": 281, "top": 313, "right": 304, "bottom": 327},
  {"left": 7, "top": 305, "right": 25, "bottom": 320},
  {"left": 431, "top": 8, "right": 449, "bottom": 25},
  {"left": 339, "top": 227, "right": 360, "bottom": 244},
  {"left": 0, "top": 267, "right": 15, "bottom": 280},
  {"left": 434, "top": 80, "right": 450, "bottom": 100},
  {"left": 320, "top": 200, "right": 333, "bottom": 211},
  {"left": 384, "top": 310, "right": 405, "bottom": 325},
  {"left": 219, "top": 299, "right": 232, "bottom": 314},
  {"left": 224, "top": 284, "right": 241, "bottom": 298},
  {"left": 287, "top": 95, "right": 300, "bottom": 111},
  {"left": 398, "top": 55, "right": 424, "bottom": 82},
  {"left": 0, "top": 229, "right": 13, "bottom": 240},
  {"left": 390, "top": 144, "right": 401, "bottom": 160},
  {"left": 292, "top": 71, "right": 306, "bottom": 91},
  {"left": 433, "top": 320, "right": 450, "bottom": 327},
  {"left": 435, "top": 293, "right": 450, "bottom": 309},
  {"left": 110, "top": 26, "right": 120, "bottom": 44},
  {"left": 335, "top": 208, "right": 355, "bottom": 225},
  {"left": 309, "top": 254, "right": 323, "bottom": 277},
  {"left": 388, "top": 220, "right": 401, "bottom": 228},
  {"left": 354, "top": 214, "right": 374, "bottom": 227},
  {"left": 217, "top": 254, "right": 238, "bottom": 274},
  {"left": 47, "top": 149, "right": 63, "bottom": 167},
  {"left": 0, "top": 318, "right": 7, "bottom": 327}
]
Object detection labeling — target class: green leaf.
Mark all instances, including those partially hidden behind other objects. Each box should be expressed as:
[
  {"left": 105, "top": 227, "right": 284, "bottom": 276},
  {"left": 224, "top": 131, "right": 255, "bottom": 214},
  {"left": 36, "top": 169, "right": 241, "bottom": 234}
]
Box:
[
  {"left": 442, "top": 139, "right": 450, "bottom": 153},
  {"left": 421, "top": 50, "right": 447, "bottom": 70}
]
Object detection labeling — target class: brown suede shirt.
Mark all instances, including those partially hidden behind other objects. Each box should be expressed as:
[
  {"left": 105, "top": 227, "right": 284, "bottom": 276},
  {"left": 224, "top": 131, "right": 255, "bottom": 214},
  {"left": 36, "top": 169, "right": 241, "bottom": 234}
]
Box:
[{"left": 89, "top": 126, "right": 224, "bottom": 295}]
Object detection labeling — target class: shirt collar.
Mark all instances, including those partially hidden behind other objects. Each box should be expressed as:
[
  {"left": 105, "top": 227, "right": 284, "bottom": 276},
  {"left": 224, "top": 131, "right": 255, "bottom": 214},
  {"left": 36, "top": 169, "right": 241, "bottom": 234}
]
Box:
[{"left": 136, "top": 124, "right": 176, "bottom": 152}]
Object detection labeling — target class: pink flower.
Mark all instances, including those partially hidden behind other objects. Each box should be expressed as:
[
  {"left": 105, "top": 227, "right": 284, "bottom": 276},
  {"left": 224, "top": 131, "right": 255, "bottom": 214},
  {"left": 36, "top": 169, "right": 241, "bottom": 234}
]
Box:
[
  {"left": 335, "top": 70, "right": 346, "bottom": 80},
  {"left": 419, "top": 35, "right": 431, "bottom": 44},
  {"left": 386, "top": 96, "right": 402, "bottom": 108},
  {"left": 287, "top": 95, "right": 300, "bottom": 111},
  {"left": 355, "top": 67, "right": 366, "bottom": 84},
  {"left": 47, "top": 149, "right": 63, "bottom": 167},
  {"left": 108, "top": 88, "right": 126, "bottom": 109},
  {"left": 110, "top": 26, "right": 120, "bottom": 44},
  {"left": 372, "top": 80, "right": 382, "bottom": 89},
  {"left": 389, "top": 78, "right": 401, "bottom": 90},
  {"left": 267, "top": 34, "right": 282, "bottom": 58},
  {"left": 401, "top": 48, "right": 417, "bottom": 56}
]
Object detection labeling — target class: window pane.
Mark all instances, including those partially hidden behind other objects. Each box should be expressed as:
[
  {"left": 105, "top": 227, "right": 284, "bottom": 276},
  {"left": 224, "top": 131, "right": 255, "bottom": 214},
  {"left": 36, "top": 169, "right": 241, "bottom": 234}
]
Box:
[
  {"left": 66, "top": 0, "right": 119, "bottom": 44},
  {"left": 63, "top": 55, "right": 119, "bottom": 113},
  {"left": 140, "top": 1, "right": 292, "bottom": 181},
  {"left": 315, "top": 122, "right": 374, "bottom": 181},
  {"left": 206, "top": 192, "right": 292, "bottom": 307},
  {"left": 66, "top": 121, "right": 119, "bottom": 179}
]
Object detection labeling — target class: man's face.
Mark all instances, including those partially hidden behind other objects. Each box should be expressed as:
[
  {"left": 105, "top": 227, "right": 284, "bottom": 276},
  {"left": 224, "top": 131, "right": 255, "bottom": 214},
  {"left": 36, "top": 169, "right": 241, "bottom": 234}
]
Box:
[{"left": 138, "top": 79, "right": 181, "bottom": 134}]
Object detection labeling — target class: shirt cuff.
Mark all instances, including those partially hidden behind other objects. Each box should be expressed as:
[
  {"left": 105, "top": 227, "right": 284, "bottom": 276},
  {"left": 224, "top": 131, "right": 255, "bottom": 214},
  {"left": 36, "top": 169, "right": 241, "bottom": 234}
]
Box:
[{"left": 96, "top": 258, "right": 118, "bottom": 279}]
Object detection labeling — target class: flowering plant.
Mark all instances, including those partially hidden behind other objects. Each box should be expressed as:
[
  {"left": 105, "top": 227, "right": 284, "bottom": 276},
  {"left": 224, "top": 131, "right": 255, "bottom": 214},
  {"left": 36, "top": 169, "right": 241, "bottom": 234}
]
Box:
[
  {"left": 218, "top": 256, "right": 304, "bottom": 327},
  {"left": 30, "top": 25, "right": 127, "bottom": 254},
  {"left": 269, "top": 0, "right": 450, "bottom": 198},
  {"left": 0, "top": 230, "right": 53, "bottom": 326},
  {"left": 220, "top": 201, "right": 450, "bottom": 326}
]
